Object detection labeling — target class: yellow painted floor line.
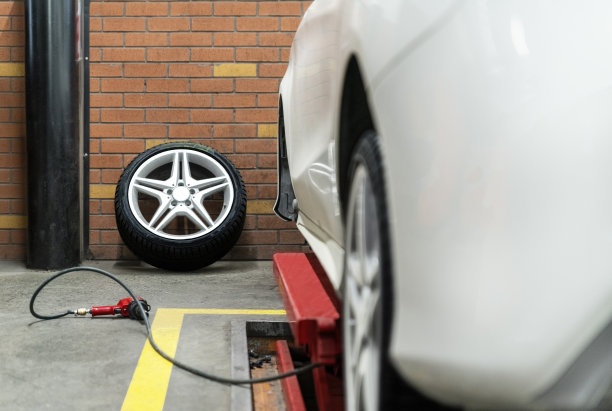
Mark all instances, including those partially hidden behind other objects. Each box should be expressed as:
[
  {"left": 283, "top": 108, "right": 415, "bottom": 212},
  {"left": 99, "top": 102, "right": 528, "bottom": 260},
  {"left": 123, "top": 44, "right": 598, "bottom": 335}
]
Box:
[{"left": 121, "top": 308, "right": 286, "bottom": 411}]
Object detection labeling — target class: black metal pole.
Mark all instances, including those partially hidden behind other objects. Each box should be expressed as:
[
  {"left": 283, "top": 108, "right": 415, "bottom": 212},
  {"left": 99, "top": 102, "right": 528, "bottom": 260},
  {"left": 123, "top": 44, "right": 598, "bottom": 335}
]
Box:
[{"left": 25, "top": 0, "right": 86, "bottom": 269}]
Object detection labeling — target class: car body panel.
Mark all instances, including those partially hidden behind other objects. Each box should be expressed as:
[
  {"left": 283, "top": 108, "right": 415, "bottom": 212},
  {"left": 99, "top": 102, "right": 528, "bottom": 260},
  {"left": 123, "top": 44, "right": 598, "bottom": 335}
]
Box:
[{"left": 279, "top": 0, "right": 612, "bottom": 408}]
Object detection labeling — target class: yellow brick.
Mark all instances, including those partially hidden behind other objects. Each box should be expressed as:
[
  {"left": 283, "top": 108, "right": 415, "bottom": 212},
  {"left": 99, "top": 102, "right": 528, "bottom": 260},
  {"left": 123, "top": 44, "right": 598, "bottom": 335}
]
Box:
[
  {"left": 258, "top": 124, "right": 278, "bottom": 138},
  {"left": 90, "top": 185, "right": 116, "bottom": 199},
  {"left": 0, "top": 63, "right": 24, "bottom": 77},
  {"left": 145, "top": 139, "right": 171, "bottom": 150},
  {"left": 0, "top": 215, "right": 27, "bottom": 229},
  {"left": 246, "top": 200, "right": 275, "bottom": 215},
  {"left": 213, "top": 63, "right": 257, "bottom": 78}
]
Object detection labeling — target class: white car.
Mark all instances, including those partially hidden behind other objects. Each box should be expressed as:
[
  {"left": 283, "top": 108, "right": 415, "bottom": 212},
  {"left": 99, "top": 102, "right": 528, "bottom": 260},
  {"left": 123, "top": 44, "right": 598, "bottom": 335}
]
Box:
[{"left": 275, "top": 1, "right": 612, "bottom": 410}]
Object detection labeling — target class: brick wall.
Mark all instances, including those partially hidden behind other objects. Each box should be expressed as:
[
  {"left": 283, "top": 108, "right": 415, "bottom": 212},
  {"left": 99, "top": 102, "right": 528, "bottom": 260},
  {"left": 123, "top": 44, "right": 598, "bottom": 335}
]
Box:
[
  {"left": 0, "top": 0, "right": 310, "bottom": 262},
  {"left": 0, "top": 1, "right": 25, "bottom": 260}
]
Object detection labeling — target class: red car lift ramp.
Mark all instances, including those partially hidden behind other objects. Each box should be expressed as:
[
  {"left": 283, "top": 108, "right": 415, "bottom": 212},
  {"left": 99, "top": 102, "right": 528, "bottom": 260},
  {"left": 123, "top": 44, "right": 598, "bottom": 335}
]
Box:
[{"left": 273, "top": 253, "right": 343, "bottom": 411}]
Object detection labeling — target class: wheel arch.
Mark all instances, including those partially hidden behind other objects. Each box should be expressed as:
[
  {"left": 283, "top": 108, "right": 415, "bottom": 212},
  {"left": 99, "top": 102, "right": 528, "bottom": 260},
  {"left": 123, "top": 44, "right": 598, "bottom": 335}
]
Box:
[{"left": 338, "top": 56, "right": 376, "bottom": 221}]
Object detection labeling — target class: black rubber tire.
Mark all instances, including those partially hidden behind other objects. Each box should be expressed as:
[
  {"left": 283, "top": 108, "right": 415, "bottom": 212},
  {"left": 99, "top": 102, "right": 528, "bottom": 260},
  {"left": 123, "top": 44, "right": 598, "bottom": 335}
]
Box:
[
  {"left": 343, "top": 132, "right": 454, "bottom": 410},
  {"left": 115, "top": 142, "right": 246, "bottom": 271}
]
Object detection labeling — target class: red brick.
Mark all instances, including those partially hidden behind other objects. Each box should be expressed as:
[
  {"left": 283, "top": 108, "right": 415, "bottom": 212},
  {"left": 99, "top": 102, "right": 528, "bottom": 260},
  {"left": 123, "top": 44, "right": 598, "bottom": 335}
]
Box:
[
  {"left": 257, "top": 185, "right": 277, "bottom": 199},
  {"left": 147, "top": 48, "right": 189, "bottom": 62},
  {"left": 0, "top": 184, "right": 23, "bottom": 198},
  {"left": 90, "top": 33, "right": 123, "bottom": 47},
  {"left": 214, "top": 94, "right": 256, "bottom": 108},
  {"left": 90, "top": 94, "right": 123, "bottom": 108},
  {"left": 89, "top": 48, "right": 101, "bottom": 62},
  {"left": 191, "top": 78, "right": 233, "bottom": 92},
  {"left": 259, "top": 2, "right": 302, "bottom": 16},
  {"left": 90, "top": 3, "right": 124, "bottom": 16},
  {"left": 103, "top": 48, "right": 145, "bottom": 62},
  {"left": 148, "top": 17, "right": 190, "bottom": 32},
  {"left": 257, "top": 94, "right": 278, "bottom": 107},
  {"left": 191, "top": 109, "right": 233, "bottom": 123},
  {"left": 0, "top": 48, "right": 9, "bottom": 61},
  {"left": 0, "top": 16, "right": 11, "bottom": 30},
  {"left": 257, "top": 154, "right": 277, "bottom": 168},
  {"left": 235, "top": 139, "right": 276, "bottom": 153},
  {"left": 90, "top": 109, "right": 100, "bottom": 122},
  {"left": 238, "top": 230, "right": 277, "bottom": 245},
  {"left": 90, "top": 124, "right": 123, "bottom": 138},
  {"left": 0, "top": 32, "right": 23, "bottom": 46},
  {"left": 101, "top": 230, "right": 122, "bottom": 244},
  {"left": 169, "top": 124, "right": 212, "bottom": 138},
  {"left": 214, "top": 33, "right": 256, "bottom": 47},
  {"left": 90, "top": 17, "right": 102, "bottom": 32},
  {"left": 0, "top": 79, "right": 9, "bottom": 92},
  {"left": 170, "top": 2, "right": 212, "bottom": 16},
  {"left": 241, "top": 169, "right": 276, "bottom": 184},
  {"left": 281, "top": 48, "right": 291, "bottom": 62},
  {"left": 259, "top": 32, "right": 294, "bottom": 47},
  {"left": 91, "top": 63, "right": 122, "bottom": 77},
  {"left": 191, "top": 48, "right": 234, "bottom": 62},
  {"left": 225, "top": 154, "right": 256, "bottom": 168},
  {"left": 101, "top": 78, "right": 145, "bottom": 92},
  {"left": 213, "top": 124, "right": 256, "bottom": 138},
  {"left": 100, "top": 109, "right": 144, "bottom": 123},
  {"left": 0, "top": 94, "right": 24, "bottom": 107},
  {"left": 236, "top": 48, "right": 278, "bottom": 62},
  {"left": 146, "top": 109, "right": 189, "bottom": 123},
  {"left": 10, "top": 47, "right": 24, "bottom": 62},
  {"left": 101, "top": 169, "right": 123, "bottom": 184},
  {"left": 280, "top": 230, "right": 305, "bottom": 244},
  {"left": 10, "top": 78, "right": 23, "bottom": 92},
  {"left": 0, "top": 109, "right": 9, "bottom": 122},
  {"left": 146, "top": 78, "right": 189, "bottom": 92},
  {"left": 169, "top": 94, "right": 211, "bottom": 108},
  {"left": 235, "top": 109, "right": 277, "bottom": 123},
  {"left": 170, "top": 33, "right": 212, "bottom": 47},
  {"left": 90, "top": 78, "right": 100, "bottom": 92},
  {"left": 0, "top": 245, "right": 25, "bottom": 259},
  {"left": 258, "top": 215, "right": 297, "bottom": 230},
  {"left": 125, "top": 33, "right": 168, "bottom": 47},
  {"left": 124, "top": 63, "right": 167, "bottom": 77},
  {"left": 89, "top": 245, "right": 122, "bottom": 260},
  {"left": 168, "top": 63, "right": 212, "bottom": 77},
  {"left": 214, "top": 3, "right": 256, "bottom": 16},
  {"left": 90, "top": 215, "right": 118, "bottom": 229},
  {"left": 11, "top": 16, "right": 24, "bottom": 31},
  {"left": 237, "top": 17, "right": 279, "bottom": 32},
  {"left": 124, "top": 124, "right": 168, "bottom": 138},
  {"left": 101, "top": 139, "right": 144, "bottom": 154},
  {"left": 0, "top": 2, "right": 24, "bottom": 16},
  {"left": 281, "top": 17, "right": 302, "bottom": 31},
  {"left": 125, "top": 2, "right": 169, "bottom": 17},
  {"left": 104, "top": 18, "right": 146, "bottom": 32},
  {"left": 125, "top": 94, "right": 167, "bottom": 108},
  {"left": 192, "top": 17, "right": 234, "bottom": 31},
  {"left": 224, "top": 245, "right": 258, "bottom": 260}
]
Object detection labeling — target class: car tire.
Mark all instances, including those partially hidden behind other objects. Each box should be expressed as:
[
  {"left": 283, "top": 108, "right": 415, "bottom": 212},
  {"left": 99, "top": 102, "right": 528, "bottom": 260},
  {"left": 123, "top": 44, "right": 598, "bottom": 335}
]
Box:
[
  {"left": 114, "top": 142, "right": 246, "bottom": 271},
  {"left": 342, "top": 132, "right": 451, "bottom": 410}
]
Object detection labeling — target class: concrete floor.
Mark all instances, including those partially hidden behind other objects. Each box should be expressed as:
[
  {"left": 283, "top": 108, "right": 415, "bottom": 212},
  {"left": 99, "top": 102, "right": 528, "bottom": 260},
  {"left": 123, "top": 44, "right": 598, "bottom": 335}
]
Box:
[{"left": 0, "top": 259, "right": 287, "bottom": 411}]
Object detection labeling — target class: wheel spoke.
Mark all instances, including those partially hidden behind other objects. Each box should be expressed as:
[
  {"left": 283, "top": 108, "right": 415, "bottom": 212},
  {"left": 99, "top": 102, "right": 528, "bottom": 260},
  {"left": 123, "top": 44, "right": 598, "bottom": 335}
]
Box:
[
  {"left": 182, "top": 206, "right": 208, "bottom": 230},
  {"left": 148, "top": 197, "right": 172, "bottom": 228},
  {"left": 134, "top": 178, "right": 171, "bottom": 192},
  {"left": 154, "top": 207, "right": 179, "bottom": 232},
  {"left": 182, "top": 151, "right": 195, "bottom": 186},
  {"left": 169, "top": 151, "right": 181, "bottom": 185},
  {"left": 191, "top": 176, "right": 228, "bottom": 191},
  {"left": 192, "top": 199, "right": 215, "bottom": 227}
]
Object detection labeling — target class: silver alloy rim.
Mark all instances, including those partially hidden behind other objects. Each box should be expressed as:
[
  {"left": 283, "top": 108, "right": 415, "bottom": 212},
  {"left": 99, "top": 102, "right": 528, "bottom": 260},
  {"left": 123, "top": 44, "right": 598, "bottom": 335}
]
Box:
[
  {"left": 343, "top": 163, "right": 382, "bottom": 411},
  {"left": 127, "top": 148, "right": 234, "bottom": 240}
]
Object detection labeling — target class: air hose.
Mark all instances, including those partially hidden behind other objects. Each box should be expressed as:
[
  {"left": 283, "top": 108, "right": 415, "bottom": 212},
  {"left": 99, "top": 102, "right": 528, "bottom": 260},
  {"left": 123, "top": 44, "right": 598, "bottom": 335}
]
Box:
[{"left": 29, "top": 266, "right": 323, "bottom": 385}]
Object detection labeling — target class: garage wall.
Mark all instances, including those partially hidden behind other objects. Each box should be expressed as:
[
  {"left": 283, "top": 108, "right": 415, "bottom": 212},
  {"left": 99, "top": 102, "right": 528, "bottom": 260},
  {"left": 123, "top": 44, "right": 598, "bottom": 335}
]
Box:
[{"left": 0, "top": 0, "right": 310, "bottom": 262}]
